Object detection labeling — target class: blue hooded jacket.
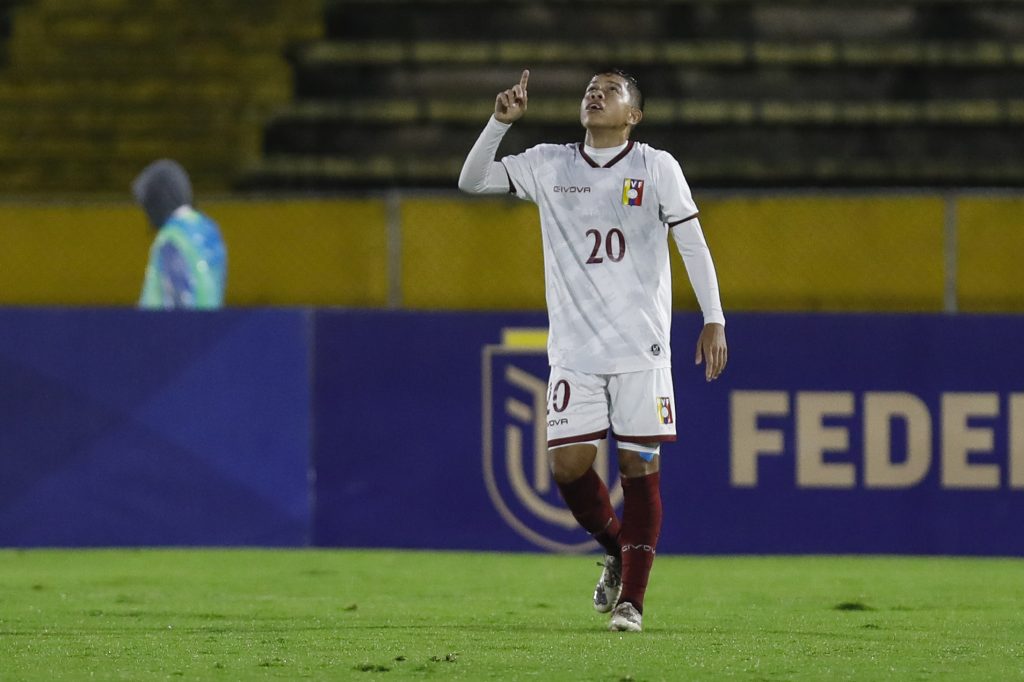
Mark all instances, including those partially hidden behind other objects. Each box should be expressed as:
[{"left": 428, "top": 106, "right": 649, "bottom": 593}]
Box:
[{"left": 133, "top": 159, "right": 227, "bottom": 309}]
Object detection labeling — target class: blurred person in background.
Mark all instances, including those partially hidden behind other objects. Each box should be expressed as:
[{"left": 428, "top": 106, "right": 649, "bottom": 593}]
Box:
[
  {"left": 133, "top": 159, "right": 227, "bottom": 310},
  {"left": 459, "top": 69, "right": 727, "bottom": 633}
]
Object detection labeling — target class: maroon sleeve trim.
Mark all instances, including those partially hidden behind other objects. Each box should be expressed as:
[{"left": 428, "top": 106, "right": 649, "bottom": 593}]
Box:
[
  {"left": 547, "top": 429, "right": 609, "bottom": 448},
  {"left": 667, "top": 212, "right": 700, "bottom": 228},
  {"left": 613, "top": 433, "right": 678, "bottom": 444}
]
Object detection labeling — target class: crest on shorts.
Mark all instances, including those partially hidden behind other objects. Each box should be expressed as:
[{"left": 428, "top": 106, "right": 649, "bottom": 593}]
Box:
[
  {"left": 622, "top": 178, "right": 645, "bottom": 206},
  {"left": 657, "top": 396, "right": 674, "bottom": 425},
  {"left": 482, "top": 328, "right": 623, "bottom": 553}
]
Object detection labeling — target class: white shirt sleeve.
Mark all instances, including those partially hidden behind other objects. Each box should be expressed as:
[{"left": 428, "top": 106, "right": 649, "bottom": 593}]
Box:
[
  {"left": 655, "top": 152, "right": 725, "bottom": 326},
  {"left": 654, "top": 151, "right": 699, "bottom": 225},
  {"left": 499, "top": 146, "right": 541, "bottom": 202},
  {"left": 458, "top": 116, "right": 515, "bottom": 194},
  {"left": 672, "top": 217, "right": 726, "bottom": 326}
]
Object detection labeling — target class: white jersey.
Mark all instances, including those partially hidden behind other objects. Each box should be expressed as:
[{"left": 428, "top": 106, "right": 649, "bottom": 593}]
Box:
[{"left": 501, "top": 141, "right": 704, "bottom": 374}]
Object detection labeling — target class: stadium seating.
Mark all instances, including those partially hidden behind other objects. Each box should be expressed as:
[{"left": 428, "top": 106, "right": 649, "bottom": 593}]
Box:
[
  {"left": 239, "top": 0, "right": 1024, "bottom": 189},
  {"left": 0, "top": 0, "right": 321, "bottom": 193},
  {"left": 0, "top": 0, "right": 1020, "bottom": 192},
  {"left": 0, "top": 1, "right": 21, "bottom": 65}
]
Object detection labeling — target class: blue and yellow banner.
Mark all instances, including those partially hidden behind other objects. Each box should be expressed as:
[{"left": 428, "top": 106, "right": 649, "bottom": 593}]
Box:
[{"left": 3, "top": 309, "right": 1024, "bottom": 554}]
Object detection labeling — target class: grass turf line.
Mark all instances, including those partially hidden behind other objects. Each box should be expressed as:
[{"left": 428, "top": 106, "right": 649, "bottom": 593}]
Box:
[{"left": 0, "top": 549, "right": 1022, "bottom": 680}]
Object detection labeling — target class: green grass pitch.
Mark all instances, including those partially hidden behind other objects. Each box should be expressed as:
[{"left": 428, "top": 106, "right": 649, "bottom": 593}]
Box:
[{"left": 1, "top": 550, "right": 1022, "bottom": 680}]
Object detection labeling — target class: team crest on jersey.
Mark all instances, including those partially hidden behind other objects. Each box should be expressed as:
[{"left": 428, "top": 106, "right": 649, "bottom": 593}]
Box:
[
  {"left": 622, "top": 178, "right": 645, "bottom": 206},
  {"left": 657, "top": 397, "right": 674, "bottom": 425}
]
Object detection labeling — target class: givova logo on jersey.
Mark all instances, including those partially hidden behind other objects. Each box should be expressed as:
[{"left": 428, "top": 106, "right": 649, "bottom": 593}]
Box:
[
  {"left": 482, "top": 329, "right": 623, "bottom": 552},
  {"left": 622, "top": 178, "right": 645, "bottom": 206}
]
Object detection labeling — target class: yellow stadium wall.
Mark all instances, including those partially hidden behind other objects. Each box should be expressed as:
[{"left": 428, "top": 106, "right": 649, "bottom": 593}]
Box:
[
  {"left": 401, "top": 198, "right": 545, "bottom": 309},
  {"left": 0, "top": 195, "right": 1019, "bottom": 311},
  {"left": 957, "top": 196, "right": 1024, "bottom": 312},
  {"left": 691, "top": 195, "right": 947, "bottom": 312},
  {"left": 0, "top": 199, "right": 390, "bottom": 307},
  {"left": 404, "top": 195, "right": 948, "bottom": 312}
]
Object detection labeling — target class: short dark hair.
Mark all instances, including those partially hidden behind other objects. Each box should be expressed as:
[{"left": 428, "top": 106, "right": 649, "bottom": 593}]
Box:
[{"left": 596, "top": 68, "right": 644, "bottom": 112}]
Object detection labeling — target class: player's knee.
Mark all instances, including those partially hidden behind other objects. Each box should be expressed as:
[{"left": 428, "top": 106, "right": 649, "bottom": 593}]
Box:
[
  {"left": 550, "top": 461, "right": 576, "bottom": 484},
  {"left": 618, "top": 445, "right": 661, "bottom": 478},
  {"left": 548, "top": 443, "right": 598, "bottom": 484}
]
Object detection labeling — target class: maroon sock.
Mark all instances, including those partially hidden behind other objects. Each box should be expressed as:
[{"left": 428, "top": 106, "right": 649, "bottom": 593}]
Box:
[
  {"left": 617, "top": 472, "right": 662, "bottom": 614},
  {"left": 556, "top": 468, "right": 621, "bottom": 557}
]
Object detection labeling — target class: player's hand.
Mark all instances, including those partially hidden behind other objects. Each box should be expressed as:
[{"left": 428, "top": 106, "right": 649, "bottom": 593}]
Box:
[
  {"left": 495, "top": 69, "right": 529, "bottom": 124},
  {"left": 695, "top": 323, "right": 727, "bottom": 382}
]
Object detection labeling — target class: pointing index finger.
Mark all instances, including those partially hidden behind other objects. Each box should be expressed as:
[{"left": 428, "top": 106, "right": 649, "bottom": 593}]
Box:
[{"left": 519, "top": 69, "right": 530, "bottom": 90}]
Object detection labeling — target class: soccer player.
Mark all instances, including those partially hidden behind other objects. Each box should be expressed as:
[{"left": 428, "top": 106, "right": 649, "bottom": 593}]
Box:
[
  {"left": 459, "top": 69, "right": 727, "bottom": 632},
  {"left": 133, "top": 159, "right": 227, "bottom": 310}
]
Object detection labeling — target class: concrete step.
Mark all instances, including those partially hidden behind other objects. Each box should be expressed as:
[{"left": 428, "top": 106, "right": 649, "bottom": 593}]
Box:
[
  {"left": 237, "top": 147, "right": 1024, "bottom": 191},
  {"left": 263, "top": 96, "right": 1024, "bottom": 140},
  {"left": 295, "top": 38, "right": 1024, "bottom": 68},
  {"left": 288, "top": 42, "right": 1024, "bottom": 100},
  {"left": 0, "top": 78, "right": 291, "bottom": 106},
  {"left": 322, "top": 0, "right": 1024, "bottom": 41}
]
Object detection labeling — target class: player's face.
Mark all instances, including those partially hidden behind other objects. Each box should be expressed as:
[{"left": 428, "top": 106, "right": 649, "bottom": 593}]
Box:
[{"left": 580, "top": 74, "right": 641, "bottom": 131}]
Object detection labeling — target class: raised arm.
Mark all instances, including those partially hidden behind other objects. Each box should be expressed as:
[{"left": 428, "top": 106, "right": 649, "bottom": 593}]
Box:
[{"left": 458, "top": 70, "right": 529, "bottom": 194}]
